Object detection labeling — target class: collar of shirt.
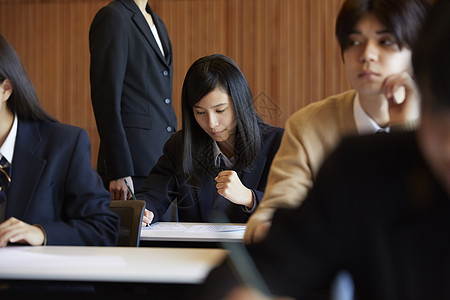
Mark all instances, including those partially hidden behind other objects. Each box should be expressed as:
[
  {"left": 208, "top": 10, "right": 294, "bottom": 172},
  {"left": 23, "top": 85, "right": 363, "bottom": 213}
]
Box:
[
  {"left": 0, "top": 114, "right": 18, "bottom": 166},
  {"left": 212, "top": 141, "right": 235, "bottom": 169},
  {"left": 353, "top": 93, "right": 390, "bottom": 135}
]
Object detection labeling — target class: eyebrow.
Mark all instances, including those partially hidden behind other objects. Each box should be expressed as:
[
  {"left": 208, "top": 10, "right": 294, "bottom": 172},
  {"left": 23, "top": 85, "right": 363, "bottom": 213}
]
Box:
[{"left": 193, "top": 103, "right": 228, "bottom": 109}]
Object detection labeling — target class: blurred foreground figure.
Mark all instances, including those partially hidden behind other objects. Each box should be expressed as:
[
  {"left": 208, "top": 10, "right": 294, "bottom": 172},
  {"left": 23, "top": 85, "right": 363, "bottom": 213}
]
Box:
[{"left": 200, "top": 0, "right": 450, "bottom": 299}]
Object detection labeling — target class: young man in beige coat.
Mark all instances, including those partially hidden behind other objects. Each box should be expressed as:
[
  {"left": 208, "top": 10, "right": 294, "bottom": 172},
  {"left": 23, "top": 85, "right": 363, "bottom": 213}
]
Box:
[{"left": 244, "top": 0, "right": 429, "bottom": 244}]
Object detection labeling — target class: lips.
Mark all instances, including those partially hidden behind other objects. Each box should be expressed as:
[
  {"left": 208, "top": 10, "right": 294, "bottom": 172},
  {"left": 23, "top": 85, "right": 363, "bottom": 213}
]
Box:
[
  {"left": 211, "top": 130, "right": 224, "bottom": 136},
  {"left": 358, "top": 70, "right": 380, "bottom": 78}
]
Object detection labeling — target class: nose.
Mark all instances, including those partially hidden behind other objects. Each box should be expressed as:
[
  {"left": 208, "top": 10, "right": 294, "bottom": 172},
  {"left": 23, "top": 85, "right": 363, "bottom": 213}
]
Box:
[
  {"left": 360, "top": 40, "right": 378, "bottom": 63},
  {"left": 207, "top": 113, "right": 219, "bottom": 128}
]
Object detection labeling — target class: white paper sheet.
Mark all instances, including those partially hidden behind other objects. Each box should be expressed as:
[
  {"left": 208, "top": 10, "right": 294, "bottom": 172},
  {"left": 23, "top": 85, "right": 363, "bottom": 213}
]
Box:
[
  {"left": 0, "top": 247, "right": 127, "bottom": 268},
  {"left": 185, "top": 225, "right": 246, "bottom": 232}
]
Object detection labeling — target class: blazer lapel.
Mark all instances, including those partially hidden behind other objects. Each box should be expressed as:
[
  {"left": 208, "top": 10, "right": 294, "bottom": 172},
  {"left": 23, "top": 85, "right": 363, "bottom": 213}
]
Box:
[
  {"left": 198, "top": 175, "right": 214, "bottom": 222},
  {"left": 150, "top": 8, "right": 172, "bottom": 65},
  {"left": 6, "top": 120, "right": 46, "bottom": 219},
  {"left": 241, "top": 154, "right": 267, "bottom": 190},
  {"left": 121, "top": 0, "right": 170, "bottom": 67}
]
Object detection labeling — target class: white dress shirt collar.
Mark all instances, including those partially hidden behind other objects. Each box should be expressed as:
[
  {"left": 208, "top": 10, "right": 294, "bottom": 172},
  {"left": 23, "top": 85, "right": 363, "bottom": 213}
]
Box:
[
  {"left": 212, "top": 141, "right": 235, "bottom": 168},
  {"left": 0, "top": 114, "right": 18, "bottom": 165},
  {"left": 353, "top": 93, "right": 390, "bottom": 135}
]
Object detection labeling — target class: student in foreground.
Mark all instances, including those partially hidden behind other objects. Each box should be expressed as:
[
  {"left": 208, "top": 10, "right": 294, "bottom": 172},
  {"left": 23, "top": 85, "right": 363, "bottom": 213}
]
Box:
[
  {"left": 136, "top": 54, "right": 284, "bottom": 224},
  {"left": 244, "top": 0, "right": 430, "bottom": 243},
  {"left": 0, "top": 35, "right": 119, "bottom": 247},
  {"left": 201, "top": 0, "right": 450, "bottom": 298}
]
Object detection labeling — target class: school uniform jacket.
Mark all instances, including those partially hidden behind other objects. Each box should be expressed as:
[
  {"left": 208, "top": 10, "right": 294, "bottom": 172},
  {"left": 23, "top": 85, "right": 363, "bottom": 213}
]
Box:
[
  {"left": 5, "top": 119, "right": 119, "bottom": 246},
  {"left": 136, "top": 123, "right": 284, "bottom": 223}
]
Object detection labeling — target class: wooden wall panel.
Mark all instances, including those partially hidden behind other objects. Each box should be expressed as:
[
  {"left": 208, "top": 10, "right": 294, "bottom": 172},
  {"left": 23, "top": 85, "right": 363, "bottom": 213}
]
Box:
[{"left": 0, "top": 0, "right": 350, "bottom": 168}]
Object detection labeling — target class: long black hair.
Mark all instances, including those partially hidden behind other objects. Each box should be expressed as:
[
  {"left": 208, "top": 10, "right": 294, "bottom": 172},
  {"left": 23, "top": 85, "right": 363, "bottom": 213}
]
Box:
[
  {"left": 181, "top": 54, "right": 262, "bottom": 175},
  {"left": 0, "top": 35, "right": 55, "bottom": 121}
]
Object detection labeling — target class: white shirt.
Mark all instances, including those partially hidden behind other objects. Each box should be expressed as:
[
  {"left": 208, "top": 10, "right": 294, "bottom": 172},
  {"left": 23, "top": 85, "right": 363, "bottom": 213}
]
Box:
[
  {"left": 353, "top": 93, "right": 390, "bottom": 135},
  {"left": 150, "top": 24, "right": 165, "bottom": 57},
  {"left": 212, "top": 141, "right": 235, "bottom": 168},
  {"left": 0, "top": 114, "right": 18, "bottom": 167}
]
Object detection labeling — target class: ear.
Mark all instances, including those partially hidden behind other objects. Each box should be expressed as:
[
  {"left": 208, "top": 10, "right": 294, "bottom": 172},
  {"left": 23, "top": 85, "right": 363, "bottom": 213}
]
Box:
[{"left": 0, "top": 79, "right": 13, "bottom": 102}]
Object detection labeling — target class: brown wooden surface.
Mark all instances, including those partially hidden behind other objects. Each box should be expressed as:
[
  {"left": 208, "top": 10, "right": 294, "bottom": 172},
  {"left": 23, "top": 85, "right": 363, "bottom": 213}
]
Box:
[{"left": 0, "top": 0, "right": 350, "bottom": 167}]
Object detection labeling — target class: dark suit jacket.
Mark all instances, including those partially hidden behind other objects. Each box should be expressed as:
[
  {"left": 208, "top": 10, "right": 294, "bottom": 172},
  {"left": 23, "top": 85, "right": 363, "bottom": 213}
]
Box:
[
  {"left": 201, "top": 132, "right": 450, "bottom": 300},
  {"left": 89, "top": 0, "right": 177, "bottom": 184},
  {"left": 136, "top": 123, "right": 284, "bottom": 223},
  {"left": 5, "top": 119, "right": 119, "bottom": 246}
]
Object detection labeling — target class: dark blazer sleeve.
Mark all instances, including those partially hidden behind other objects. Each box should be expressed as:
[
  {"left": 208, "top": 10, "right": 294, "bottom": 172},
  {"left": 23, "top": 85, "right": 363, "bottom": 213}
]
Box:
[
  {"left": 7, "top": 121, "right": 119, "bottom": 246},
  {"left": 89, "top": 5, "right": 133, "bottom": 180},
  {"left": 135, "top": 133, "right": 181, "bottom": 222},
  {"left": 44, "top": 127, "right": 120, "bottom": 245}
]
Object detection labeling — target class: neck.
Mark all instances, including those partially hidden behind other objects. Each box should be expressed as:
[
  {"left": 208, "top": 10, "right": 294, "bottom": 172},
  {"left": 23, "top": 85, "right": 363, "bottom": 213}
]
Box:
[
  {"left": 134, "top": 0, "right": 148, "bottom": 12},
  {"left": 359, "top": 93, "right": 390, "bottom": 128},
  {"left": 0, "top": 107, "right": 14, "bottom": 147},
  {"left": 217, "top": 140, "right": 234, "bottom": 159}
]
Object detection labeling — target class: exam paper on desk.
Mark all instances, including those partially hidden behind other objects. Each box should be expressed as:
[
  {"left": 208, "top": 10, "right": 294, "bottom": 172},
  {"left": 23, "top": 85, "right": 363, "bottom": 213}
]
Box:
[{"left": 145, "top": 223, "right": 246, "bottom": 232}]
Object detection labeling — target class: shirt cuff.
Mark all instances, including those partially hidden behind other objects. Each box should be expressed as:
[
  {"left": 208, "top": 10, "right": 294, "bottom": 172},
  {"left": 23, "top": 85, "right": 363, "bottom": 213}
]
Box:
[{"left": 242, "top": 190, "right": 257, "bottom": 213}]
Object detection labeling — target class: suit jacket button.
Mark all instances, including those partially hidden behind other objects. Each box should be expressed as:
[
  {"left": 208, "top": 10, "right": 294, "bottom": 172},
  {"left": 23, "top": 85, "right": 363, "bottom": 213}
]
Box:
[
  {"left": 163, "top": 70, "right": 169, "bottom": 76},
  {"left": 166, "top": 126, "right": 172, "bottom": 132},
  {"left": 164, "top": 98, "right": 171, "bottom": 104}
]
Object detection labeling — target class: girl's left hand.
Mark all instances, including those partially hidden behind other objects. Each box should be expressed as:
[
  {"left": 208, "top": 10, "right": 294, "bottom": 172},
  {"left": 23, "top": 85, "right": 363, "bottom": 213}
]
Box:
[{"left": 215, "top": 170, "right": 254, "bottom": 209}]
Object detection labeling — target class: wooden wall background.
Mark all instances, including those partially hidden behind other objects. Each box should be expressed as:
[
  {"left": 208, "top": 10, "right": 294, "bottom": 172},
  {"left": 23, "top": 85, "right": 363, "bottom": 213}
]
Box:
[{"left": 0, "top": 0, "right": 350, "bottom": 168}]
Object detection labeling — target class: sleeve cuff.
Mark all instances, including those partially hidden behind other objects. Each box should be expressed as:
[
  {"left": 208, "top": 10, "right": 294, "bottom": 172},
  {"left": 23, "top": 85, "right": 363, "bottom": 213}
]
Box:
[{"left": 242, "top": 190, "right": 257, "bottom": 214}]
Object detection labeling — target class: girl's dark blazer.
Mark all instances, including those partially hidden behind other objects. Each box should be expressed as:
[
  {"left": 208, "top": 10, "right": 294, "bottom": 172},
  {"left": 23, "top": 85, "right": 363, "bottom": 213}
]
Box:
[
  {"left": 89, "top": 0, "right": 177, "bottom": 184},
  {"left": 136, "top": 123, "right": 285, "bottom": 223},
  {"left": 5, "top": 119, "right": 119, "bottom": 245}
]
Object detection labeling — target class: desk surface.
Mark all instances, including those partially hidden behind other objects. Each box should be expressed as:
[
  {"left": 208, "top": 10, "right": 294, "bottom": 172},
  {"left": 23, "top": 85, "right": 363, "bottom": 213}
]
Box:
[
  {"left": 140, "top": 222, "right": 246, "bottom": 243},
  {"left": 0, "top": 246, "right": 227, "bottom": 284}
]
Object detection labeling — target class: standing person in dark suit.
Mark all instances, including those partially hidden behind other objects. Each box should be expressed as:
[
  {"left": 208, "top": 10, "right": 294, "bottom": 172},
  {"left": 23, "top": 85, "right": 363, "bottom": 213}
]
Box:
[
  {"left": 201, "top": 0, "right": 450, "bottom": 298},
  {"left": 136, "top": 54, "right": 284, "bottom": 224},
  {"left": 89, "top": 0, "right": 177, "bottom": 200},
  {"left": 0, "top": 35, "right": 119, "bottom": 247}
]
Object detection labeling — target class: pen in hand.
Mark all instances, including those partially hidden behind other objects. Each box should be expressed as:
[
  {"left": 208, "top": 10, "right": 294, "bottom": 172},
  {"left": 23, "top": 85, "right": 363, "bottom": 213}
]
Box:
[
  {"left": 123, "top": 178, "right": 137, "bottom": 200},
  {"left": 124, "top": 178, "right": 150, "bottom": 227}
]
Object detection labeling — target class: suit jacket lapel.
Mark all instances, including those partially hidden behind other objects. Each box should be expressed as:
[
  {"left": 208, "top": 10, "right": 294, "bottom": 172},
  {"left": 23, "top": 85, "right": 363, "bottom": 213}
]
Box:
[
  {"left": 150, "top": 8, "right": 172, "bottom": 65},
  {"left": 6, "top": 120, "right": 46, "bottom": 219},
  {"left": 198, "top": 174, "right": 214, "bottom": 222},
  {"left": 121, "top": 0, "right": 170, "bottom": 67},
  {"left": 241, "top": 153, "right": 267, "bottom": 190}
]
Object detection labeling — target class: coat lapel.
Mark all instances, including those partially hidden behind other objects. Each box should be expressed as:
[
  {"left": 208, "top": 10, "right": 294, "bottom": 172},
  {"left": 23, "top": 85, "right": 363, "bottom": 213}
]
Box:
[
  {"left": 198, "top": 174, "right": 214, "bottom": 222},
  {"left": 150, "top": 8, "right": 172, "bottom": 65},
  {"left": 121, "top": 0, "right": 170, "bottom": 67},
  {"left": 6, "top": 120, "right": 46, "bottom": 219},
  {"left": 241, "top": 153, "right": 267, "bottom": 190}
]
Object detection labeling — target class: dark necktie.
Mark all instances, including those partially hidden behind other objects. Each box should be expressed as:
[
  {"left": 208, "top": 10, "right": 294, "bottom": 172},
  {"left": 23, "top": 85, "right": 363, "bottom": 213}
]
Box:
[
  {"left": 0, "top": 157, "right": 11, "bottom": 223},
  {"left": 217, "top": 154, "right": 227, "bottom": 171},
  {"left": 0, "top": 157, "right": 11, "bottom": 204},
  {"left": 213, "top": 154, "right": 227, "bottom": 207},
  {"left": 376, "top": 129, "right": 388, "bottom": 134}
]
